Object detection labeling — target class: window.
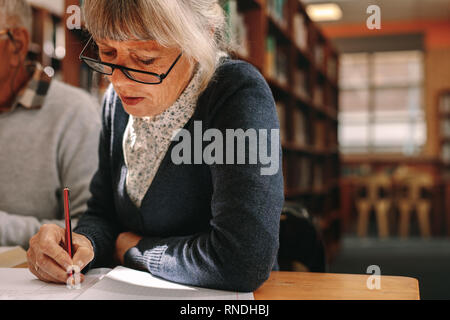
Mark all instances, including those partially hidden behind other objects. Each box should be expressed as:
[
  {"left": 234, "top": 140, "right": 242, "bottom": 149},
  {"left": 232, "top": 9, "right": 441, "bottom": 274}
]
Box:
[{"left": 338, "top": 50, "right": 425, "bottom": 155}]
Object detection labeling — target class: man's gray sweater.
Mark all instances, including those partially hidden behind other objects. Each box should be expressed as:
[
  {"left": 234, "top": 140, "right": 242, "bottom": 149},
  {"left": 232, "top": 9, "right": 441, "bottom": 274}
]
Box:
[{"left": 0, "top": 80, "right": 101, "bottom": 248}]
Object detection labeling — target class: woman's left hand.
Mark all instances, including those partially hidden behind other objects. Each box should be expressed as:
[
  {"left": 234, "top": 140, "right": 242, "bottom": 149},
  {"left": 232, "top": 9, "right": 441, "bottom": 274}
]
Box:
[{"left": 114, "top": 232, "right": 143, "bottom": 265}]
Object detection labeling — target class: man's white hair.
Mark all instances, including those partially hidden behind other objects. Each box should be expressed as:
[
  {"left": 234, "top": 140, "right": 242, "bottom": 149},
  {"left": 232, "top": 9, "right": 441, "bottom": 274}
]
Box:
[{"left": 0, "top": 0, "right": 32, "bottom": 36}]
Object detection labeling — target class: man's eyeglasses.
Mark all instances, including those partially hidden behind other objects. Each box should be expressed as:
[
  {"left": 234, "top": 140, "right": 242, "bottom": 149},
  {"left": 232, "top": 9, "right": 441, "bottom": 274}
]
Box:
[
  {"left": 0, "top": 29, "right": 14, "bottom": 41},
  {"left": 79, "top": 36, "right": 182, "bottom": 85}
]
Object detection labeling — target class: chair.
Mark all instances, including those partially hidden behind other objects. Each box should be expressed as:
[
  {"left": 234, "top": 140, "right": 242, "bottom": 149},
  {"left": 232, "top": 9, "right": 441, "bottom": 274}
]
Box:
[
  {"left": 355, "top": 174, "right": 393, "bottom": 238},
  {"left": 396, "top": 172, "right": 433, "bottom": 238},
  {"left": 278, "top": 201, "right": 326, "bottom": 272}
]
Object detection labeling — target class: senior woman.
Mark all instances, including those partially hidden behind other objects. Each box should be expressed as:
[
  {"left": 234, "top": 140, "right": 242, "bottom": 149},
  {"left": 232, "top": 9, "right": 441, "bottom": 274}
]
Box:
[{"left": 27, "top": 0, "right": 284, "bottom": 292}]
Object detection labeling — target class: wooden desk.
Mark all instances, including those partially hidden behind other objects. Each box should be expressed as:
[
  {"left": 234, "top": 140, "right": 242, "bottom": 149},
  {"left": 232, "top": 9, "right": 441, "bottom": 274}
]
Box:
[
  {"left": 254, "top": 271, "right": 420, "bottom": 300},
  {"left": 14, "top": 264, "right": 419, "bottom": 300}
]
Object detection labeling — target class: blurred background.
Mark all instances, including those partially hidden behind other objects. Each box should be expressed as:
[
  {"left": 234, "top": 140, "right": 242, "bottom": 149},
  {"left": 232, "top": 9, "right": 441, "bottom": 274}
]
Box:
[{"left": 25, "top": 0, "right": 450, "bottom": 299}]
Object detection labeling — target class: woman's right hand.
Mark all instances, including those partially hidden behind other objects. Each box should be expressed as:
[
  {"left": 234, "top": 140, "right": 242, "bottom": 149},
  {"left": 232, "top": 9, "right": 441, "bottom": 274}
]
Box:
[{"left": 27, "top": 224, "right": 94, "bottom": 284}]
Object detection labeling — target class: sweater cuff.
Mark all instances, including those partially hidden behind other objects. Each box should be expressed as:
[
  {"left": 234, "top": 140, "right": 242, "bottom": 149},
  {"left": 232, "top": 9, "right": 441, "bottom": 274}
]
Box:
[
  {"left": 73, "top": 227, "right": 101, "bottom": 273},
  {"left": 124, "top": 238, "right": 167, "bottom": 275}
]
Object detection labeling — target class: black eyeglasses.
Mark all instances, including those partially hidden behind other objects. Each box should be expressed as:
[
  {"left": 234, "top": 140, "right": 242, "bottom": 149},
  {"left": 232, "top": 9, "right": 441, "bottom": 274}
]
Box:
[{"left": 79, "top": 36, "right": 182, "bottom": 85}]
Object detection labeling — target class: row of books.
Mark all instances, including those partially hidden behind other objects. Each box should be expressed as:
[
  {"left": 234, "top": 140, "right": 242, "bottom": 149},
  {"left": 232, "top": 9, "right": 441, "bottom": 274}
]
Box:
[
  {"left": 223, "top": 0, "right": 249, "bottom": 57},
  {"left": 292, "top": 157, "right": 313, "bottom": 190},
  {"left": 276, "top": 102, "right": 287, "bottom": 143},
  {"left": 314, "top": 43, "right": 325, "bottom": 70},
  {"left": 315, "top": 85, "right": 339, "bottom": 110},
  {"left": 313, "top": 87, "right": 324, "bottom": 107},
  {"left": 442, "top": 143, "right": 450, "bottom": 164},
  {"left": 30, "top": 8, "right": 65, "bottom": 79},
  {"left": 327, "top": 56, "right": 338, "bottom": 82},
  {"left": 292, "top": 108, "right": 309, "bottom": 146},
  {"left": 266, "top": 36, "right": 289, "bottom": 85},
  {"left": 314, "top": 120, "right": 327, "bottom": 150},
  {"left": 441, "top": 119, "right": 450, "bottom": 139},
  {"left": 289, "top": 157, "right": 327, "bottom": 191},
  {"left": 266, "top": 0, "right": 288, "bottom": 30},
  {"left": 276, "top": 102, "right": 338, "bottom": 149},
  {"left": 293, "top": 68, "right": 310, "bottom": 100},
  {"left": 440, "top": 94, "right": 450, "bottom": 114},
  {"left": 440, "top": 93, "right": 450, "bottom": 164},
  {"left": 293, "top": 13, "right": 308, "bottom": 51}
]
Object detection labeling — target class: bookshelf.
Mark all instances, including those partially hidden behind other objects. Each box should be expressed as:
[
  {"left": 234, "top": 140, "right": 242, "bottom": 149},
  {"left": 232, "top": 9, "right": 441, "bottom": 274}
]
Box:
[
  {"left": 438, "top": 90, "right": 450, "bottom": 236},
  {"left": 27, "top": 1, "right": 107, "bottom": 102},
  {"left": 224, "top": 0, "right": 341, "bottom": 263},
  {"left": 439, "top": 90, "right": 450, "bottom": 170},
  {"left": 28, "top": 4, "right": 65, "bottom": 80}
]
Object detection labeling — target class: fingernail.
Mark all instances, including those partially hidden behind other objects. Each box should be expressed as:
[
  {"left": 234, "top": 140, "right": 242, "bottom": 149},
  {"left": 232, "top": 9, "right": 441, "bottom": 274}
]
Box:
[
  {"left": 66, "top": 265, "right": 74, "bottom": 275},
  {"left": 73, "top": 265, "right": 81, "bottom": 274},
  {"left": 66, "top": 273, "right": 81, "bottom": 290}
]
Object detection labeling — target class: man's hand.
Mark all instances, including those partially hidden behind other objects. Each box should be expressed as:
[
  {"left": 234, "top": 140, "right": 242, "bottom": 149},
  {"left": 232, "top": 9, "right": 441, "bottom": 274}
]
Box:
[
  {"left": 27, "top": 224, "right": 94, "bottom": 284},
  {"left": 114, "top": 232, "right": 143, "bottom": 265}
]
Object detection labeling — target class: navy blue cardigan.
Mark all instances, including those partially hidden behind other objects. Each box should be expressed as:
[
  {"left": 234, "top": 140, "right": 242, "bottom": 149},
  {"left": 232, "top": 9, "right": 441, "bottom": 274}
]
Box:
[{"left": 74, "top": 58, "right": 285, "bottom": 292}]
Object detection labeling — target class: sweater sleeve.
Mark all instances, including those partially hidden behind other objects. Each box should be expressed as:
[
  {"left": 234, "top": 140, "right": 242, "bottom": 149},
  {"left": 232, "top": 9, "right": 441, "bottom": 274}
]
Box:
[
  {"left": 123, "top": 62, "right": 285, "bottom": 292},
  {"left": 74, "top": 88, "right": 123, "bottom": 269},
  {"left": 0, "top": 211, "right": 79, "bottom": 249}
]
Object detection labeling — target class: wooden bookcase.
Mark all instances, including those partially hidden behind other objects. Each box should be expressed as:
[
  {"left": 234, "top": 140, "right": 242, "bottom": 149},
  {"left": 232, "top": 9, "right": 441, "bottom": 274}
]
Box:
[
  {"left": 31, "top": 0, "right": 341, "bottom": 263},
  {"left": 437, "top": 90, "right": 450, "bottom": 236},
  {"left": 28, "top": 4, "right": 64, "bottom": 79},
  {"left": 225, "top": 0, "right": 341, "bottom": 263}
]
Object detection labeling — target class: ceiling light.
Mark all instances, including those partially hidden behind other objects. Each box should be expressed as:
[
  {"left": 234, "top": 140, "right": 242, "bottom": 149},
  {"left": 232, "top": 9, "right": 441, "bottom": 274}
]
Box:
[{"left": 306, "top": 3, "right": 343, "bottom": 22}]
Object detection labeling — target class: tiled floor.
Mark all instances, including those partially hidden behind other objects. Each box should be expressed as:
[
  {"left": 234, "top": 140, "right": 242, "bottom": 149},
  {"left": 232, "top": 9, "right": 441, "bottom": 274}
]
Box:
[{"left": 328, "top": 235, "right": 450, "bottom": 299}]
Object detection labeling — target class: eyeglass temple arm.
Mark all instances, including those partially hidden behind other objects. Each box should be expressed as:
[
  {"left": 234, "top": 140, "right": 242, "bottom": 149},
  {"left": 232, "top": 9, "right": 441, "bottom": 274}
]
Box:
[
  {"left": 160, "top": 52, "right": 183, "bottom": 80},
  {"left": 79, "top": 36, "right": 93, "bottom": 60}
]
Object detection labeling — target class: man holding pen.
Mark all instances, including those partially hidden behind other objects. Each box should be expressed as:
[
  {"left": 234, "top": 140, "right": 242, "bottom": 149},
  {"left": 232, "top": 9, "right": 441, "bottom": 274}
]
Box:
[{"left": 0, "top": 0, "right": 101, "bottom": 252}]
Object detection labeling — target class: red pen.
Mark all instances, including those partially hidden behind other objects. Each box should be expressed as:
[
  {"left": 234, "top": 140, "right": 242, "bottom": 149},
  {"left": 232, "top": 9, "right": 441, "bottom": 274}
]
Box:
[{"left": 63, "top": 188, "right": 74, "bottom": 271}]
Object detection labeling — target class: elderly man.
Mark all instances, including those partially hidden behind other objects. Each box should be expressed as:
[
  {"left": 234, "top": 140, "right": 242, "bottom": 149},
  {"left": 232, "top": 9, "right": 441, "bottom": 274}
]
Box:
[{"left": 0, "top": 0, "right": 101, "bottom": 248}]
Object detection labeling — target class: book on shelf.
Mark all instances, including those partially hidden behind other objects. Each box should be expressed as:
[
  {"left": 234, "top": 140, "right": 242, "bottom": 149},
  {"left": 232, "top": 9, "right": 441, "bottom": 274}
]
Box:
[
  {"left": 329, "top": 125, "right": 338, "bottom": 149},
  {"left": 293, "top": 68, "right": 310, "bottom": 100},
  {"left": 223, "top": 0, "right": 249, "bottom": 58},
  {"left": 265, "top": 35, "right": 276, "bottom": 79},
  {"left": 32, "top": 9, "right": 65, "bottom": 79},
  {"left": 313, "top": 86, "right": 324, "bottom": 107},
  {"left": 275, "top": 47, "right": 288, "bottom": 85},
  {"left": 266, "top": 0, "right": 288, "bottom": 30},
  {"left": 327, "top": 55, "right": 337, "bottom": 82},
  {"left": 442, "top": 143, "right": 450, "bottom": 163},
  {"left": 313, "top": 163, "right": 324, "bottom": 190},
  {"left": 441, "top": 119, "right": 450, "bottom": 139},
  {"left": 314, "top": 120, "right": 326, "bottom": 150},
  {"left": 265, "top": 35, "right": 288, "bottom": 85},
  {"left": 293, "top": 13, "right": 308, "bottom": 51},
  {"left": 314, "top": 43, "right": 324, "bottom": 70},
  {"left": 292, "top": 108, "right": 307, "bottom": 146},
  {"left": 440, "top": 93, "right": 450, "bottom": 114},
  {"left": 275, "top": 101, "right": 287, "bottom": 143},
  {"left": 299, "top": 157, "right": 311, "bottom": 190}
]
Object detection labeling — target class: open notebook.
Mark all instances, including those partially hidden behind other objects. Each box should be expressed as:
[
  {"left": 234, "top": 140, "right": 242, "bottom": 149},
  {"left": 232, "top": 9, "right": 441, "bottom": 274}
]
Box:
[{"left": 0, "top": 266, "right": 254, "bottom": 300}]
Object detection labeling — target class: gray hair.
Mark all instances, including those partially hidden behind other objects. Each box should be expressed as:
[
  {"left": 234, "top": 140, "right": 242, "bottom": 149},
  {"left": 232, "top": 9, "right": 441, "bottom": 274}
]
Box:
[
  {"left": 82, "top": 0, "right": 231, "bottom": 94},
  {"left": 0, "top": 0, "right": 32, "bottom": 36}
]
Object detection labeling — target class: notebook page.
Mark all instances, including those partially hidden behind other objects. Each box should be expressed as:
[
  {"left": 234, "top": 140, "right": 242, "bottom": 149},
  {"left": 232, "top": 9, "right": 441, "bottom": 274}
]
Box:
[
  {"left": 0, "top": 268, "right": 110, "bottom": 300},
  {"left": 76, "top": 266, "right": 254, "bottom": 300}
]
